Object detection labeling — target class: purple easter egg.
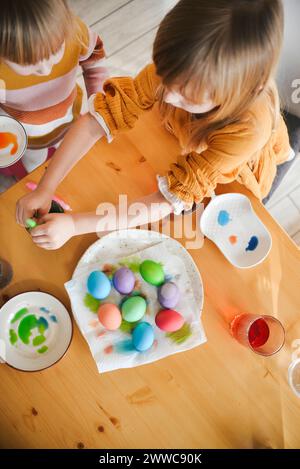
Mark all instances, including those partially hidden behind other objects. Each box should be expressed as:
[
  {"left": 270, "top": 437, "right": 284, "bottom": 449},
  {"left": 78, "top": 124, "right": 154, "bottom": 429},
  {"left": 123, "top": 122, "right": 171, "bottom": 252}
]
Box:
[
  {"left": 113, "top": 267, "right": 135, "bottom": 295},
  {"left": 158, "top": 282, "right": 180, "bottom": 309}
]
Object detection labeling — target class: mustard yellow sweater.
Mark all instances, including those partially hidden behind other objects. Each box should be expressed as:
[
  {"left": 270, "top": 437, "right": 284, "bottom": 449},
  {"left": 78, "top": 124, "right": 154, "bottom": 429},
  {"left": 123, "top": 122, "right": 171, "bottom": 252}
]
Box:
[{"left": 93, "top": 63, "right": 291, "bottom": 205}]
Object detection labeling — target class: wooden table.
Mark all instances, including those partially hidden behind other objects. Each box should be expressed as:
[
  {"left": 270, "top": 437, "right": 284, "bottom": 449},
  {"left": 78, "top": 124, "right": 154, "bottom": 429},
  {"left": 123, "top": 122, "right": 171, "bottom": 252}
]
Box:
[{"left": 1, "top": 108, "right": 300, "bottom": 449}]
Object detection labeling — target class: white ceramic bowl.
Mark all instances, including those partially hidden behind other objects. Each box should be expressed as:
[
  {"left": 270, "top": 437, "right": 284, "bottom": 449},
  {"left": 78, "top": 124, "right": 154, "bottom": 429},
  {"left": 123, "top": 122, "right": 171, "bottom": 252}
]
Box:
[
  {"left": 200, "top": 193, "right": 272, "bottom": 268},
  {"left": 0, "top": 292, "right": 73, "bottom": 371},
  {"left": 0, "top": 115, "right": 27, "bottom": 168}
]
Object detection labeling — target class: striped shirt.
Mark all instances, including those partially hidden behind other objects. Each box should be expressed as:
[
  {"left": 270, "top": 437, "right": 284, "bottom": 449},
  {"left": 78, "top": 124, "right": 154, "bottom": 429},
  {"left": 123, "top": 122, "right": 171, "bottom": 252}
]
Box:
[{"left": 0, "top": 18, "right": 107, "bottom": 150}]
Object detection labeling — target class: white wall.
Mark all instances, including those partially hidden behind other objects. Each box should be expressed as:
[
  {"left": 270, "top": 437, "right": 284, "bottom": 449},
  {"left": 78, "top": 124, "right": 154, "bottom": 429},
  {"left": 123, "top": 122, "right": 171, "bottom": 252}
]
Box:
[{"left": 277, "top": 0, "right": 300, "bottom": 116}]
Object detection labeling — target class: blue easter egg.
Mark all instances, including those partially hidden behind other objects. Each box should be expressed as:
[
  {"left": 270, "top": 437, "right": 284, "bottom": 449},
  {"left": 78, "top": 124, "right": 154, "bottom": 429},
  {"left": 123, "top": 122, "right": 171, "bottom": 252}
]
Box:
[
  {"left": 132, "top": 322, "right": 154, "bottom": 352},
  {"left": 87, "top": 271, "right": 111, "bottom": 299}
]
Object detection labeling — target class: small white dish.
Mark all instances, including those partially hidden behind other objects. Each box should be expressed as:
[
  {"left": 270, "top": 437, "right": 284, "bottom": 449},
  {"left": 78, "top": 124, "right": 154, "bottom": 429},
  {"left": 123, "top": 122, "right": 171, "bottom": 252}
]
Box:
[
  {"left": 288, "top": 358, "right": 300, "bottom": 398},
  {"left": 0, "top": 115, "right": 27, "bottom": 168},
  {"left": 0, "top": 292, "right": 73, "bottom": 371},
  {"left": 200, "top": 193, "right": 272, "bottom": 268}
]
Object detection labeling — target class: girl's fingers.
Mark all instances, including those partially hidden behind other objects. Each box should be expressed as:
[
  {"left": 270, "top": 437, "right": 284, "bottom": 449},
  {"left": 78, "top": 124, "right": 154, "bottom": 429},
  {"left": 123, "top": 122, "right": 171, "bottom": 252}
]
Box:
[
  {"left": 31, "top": 236, "right": 50, "bottom": 245},
  {"left": 30, "top": 224, "right": 49, "bottom": 237},
  {"left": 16, "top": 204, "right": 23, "bottom": 226},
  {"left": 36, "top": 243, "right": 54, "bottom": 250}
]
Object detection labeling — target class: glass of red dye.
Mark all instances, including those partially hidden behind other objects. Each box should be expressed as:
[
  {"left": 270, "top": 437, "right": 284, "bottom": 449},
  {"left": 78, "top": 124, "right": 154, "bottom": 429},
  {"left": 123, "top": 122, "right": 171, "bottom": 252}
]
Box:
[{"left": 230, "top": 313, "right": 285, "bottom": 356}]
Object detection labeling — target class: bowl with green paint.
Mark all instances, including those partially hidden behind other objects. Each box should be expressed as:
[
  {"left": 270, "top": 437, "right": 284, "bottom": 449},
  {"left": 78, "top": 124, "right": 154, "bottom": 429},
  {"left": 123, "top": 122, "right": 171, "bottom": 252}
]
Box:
[{"left": 0, "top": 292, "right": 73, "bottom": 371}]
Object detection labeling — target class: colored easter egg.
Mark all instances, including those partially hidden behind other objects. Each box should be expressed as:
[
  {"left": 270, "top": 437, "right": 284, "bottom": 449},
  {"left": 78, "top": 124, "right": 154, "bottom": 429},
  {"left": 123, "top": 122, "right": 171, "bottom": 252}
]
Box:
[
  {"left": 87, "top": 271, "right": 111, "bottom": 300},
  {"left": 121, "top": 296, "right": 147, "bottom": 322},
  {"left": 113, "top": 267, "right": 135, "bottom": 294},
  {"left": 139, "top": 260, "right": 164, "bottom": 286},
  {"left": 155, "top": 309, "right": 184, "bottom": 332},
  {"left": 98, "top": 303, "right": 122, "bottom": 330},
  {"left": 132, "top": 322, "right": 154, "bottom": 352},
  {"left": 158, "top": 282, "right": 180, "bottom": 309}
]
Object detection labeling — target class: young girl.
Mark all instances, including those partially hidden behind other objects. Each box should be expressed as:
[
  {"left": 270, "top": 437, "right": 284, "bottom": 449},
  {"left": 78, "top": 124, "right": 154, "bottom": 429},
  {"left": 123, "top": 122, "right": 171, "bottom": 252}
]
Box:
[
  {"left": 16, "top": 0, "right": 292, "bottom": 250},
  {"left": 0, "top": 0, "right": 107, "bottom": 179}
]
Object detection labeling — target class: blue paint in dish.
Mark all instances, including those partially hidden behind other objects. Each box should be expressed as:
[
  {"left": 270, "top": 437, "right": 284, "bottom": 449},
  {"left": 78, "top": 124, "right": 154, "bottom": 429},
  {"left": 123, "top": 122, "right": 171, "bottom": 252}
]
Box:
[
  {"left": 217, "top": 210, "right": 231, "bottom": 226},
  {"left": 246, "top": 236, "right": 259, "bottom": 252}
]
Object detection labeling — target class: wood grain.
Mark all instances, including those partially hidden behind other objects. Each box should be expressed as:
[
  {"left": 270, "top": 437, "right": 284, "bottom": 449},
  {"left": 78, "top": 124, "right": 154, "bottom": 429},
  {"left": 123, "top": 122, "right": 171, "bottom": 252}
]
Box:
[{"left": 0, "top": 108, "right": 300, "bottom": 449}]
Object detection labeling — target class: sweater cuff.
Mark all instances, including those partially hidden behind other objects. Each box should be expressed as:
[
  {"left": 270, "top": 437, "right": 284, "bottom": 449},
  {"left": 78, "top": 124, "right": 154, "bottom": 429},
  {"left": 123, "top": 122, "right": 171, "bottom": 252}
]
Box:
[
  {"left": 88, "top": 94, "right": 113, "bottom": 143},
  {"left": 157, "top": 176, "right": 193, "bottom": 215}
]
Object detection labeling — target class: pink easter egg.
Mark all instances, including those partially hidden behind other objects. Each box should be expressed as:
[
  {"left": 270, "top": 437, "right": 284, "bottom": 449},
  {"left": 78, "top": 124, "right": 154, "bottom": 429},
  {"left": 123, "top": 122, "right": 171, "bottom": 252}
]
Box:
[
  {"left": 98, "top": 303, "right": 122, "bottom": 331},
  {"left": 155, "top": 309, "right": 184, "bottom": 332}
]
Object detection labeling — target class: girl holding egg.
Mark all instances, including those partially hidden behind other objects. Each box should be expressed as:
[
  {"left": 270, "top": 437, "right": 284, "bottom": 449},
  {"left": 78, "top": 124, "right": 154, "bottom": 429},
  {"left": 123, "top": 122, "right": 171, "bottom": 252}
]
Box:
[
  {"left": 0, "top": 0, "right": 108, "bottom": 182},
  {"left": 17, "top": 0, "right": 292, "bottom": 250}
]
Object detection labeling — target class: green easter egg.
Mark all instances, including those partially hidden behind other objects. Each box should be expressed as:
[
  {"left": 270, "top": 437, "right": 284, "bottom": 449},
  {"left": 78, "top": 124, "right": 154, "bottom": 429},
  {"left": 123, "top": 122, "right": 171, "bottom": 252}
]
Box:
[
  {"left": 121, "top": 296, "right": 147, "bottom": 323},
  {"left": 139, "top": 260, "right": 164, "bottom": 286}
]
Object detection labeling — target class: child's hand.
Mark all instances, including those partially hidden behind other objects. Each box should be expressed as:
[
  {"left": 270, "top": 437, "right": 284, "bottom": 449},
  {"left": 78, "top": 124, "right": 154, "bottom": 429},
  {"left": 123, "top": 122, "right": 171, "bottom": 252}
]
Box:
[
  {"left": 30, "top": 213, "right": 75, "bottom": 250},
  {"left": 16, "top": 188, "right": 53, "bottom": 226}
]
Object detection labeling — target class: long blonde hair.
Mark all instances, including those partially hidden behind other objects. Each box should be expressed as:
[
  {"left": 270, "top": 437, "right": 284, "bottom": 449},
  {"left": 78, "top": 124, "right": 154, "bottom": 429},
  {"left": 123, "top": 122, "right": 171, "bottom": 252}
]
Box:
[
  {"left": 153, "top": 0, "right": 284, "bottom": 152},
  {"left": 0, "top": 0, "right": 76, "bottom": 65}
]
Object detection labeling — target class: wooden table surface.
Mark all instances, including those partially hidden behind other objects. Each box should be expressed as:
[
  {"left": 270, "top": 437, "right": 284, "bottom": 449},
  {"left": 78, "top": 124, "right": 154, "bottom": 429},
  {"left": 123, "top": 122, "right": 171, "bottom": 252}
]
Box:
[{"left": 1, "top": 108, "right": 300, "bottom": 449}]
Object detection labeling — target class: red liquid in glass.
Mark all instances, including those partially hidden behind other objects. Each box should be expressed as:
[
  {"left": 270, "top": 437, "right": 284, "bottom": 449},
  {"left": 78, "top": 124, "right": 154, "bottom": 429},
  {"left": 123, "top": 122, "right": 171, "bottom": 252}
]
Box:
[{"left": 248, "top": 318, "right": 270, "bottom": 348}]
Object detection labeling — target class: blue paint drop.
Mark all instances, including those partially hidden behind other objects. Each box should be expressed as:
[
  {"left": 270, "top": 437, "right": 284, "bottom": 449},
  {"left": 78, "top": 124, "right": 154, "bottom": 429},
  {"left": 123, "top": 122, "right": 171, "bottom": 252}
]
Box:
[
  {"left": 40, "top": 307, "right": 50, "bottom": 314},
  {"left": 246, "top": 236, "right": 259, "bottom": 252},
  {"left": 37, "top": 317, "right": 48, "bottom": 332},
  {"left": 50, "top": 315, "right": 58, "bottom": 323},
  {"left": 114, "top": 339, "right": 135, "bottom": 354},
  {"left": 218, "top": 210, "right": 231, "bottom": 226}
]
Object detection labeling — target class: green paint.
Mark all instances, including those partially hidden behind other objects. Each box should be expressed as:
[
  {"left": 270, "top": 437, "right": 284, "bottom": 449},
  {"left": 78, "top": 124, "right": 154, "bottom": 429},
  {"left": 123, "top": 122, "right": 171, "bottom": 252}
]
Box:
[
  {"left": 33, "top": 335, "right": 46, "bottom": 346},
  {"left": 18, "top": 314, "right": 38, "bottom": 344},
  {"left": 37, "top": 345, "right": 48, "bottom": 354},
  {"left": 9, "top": 329, "right": 18, "bottom": 345},
  {"left": 84, "top": 293, "right": 101, "bottom": 313},
  {"left": 166, "top": 323, "right": 192, "bottom": 344},
  {"left": 25, "top": 218, "right": 37, "bottom": 229},
  {"left": 119, "top": 257, "right": 141, "bottom": 273},
  {"left": 11, "top": 307, "right": 28, "bottom": 324},
  {"left": 119, "top": 319, "right": 139, "bottom": 333}
]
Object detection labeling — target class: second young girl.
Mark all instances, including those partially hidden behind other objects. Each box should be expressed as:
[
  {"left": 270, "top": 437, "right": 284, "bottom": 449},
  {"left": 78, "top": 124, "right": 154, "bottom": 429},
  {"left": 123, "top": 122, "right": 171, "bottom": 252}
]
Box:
[{"left": 0, "top": 0, "right": 108, "bottom": 179}]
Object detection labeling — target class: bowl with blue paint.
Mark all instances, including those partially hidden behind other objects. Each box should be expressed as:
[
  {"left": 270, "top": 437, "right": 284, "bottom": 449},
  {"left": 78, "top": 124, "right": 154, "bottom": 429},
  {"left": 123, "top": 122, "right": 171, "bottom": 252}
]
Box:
[
  {"left": 0, "top": 292, "right": 73, "bottom": 371},
  {"left": 200, "top": 193, "right": 272, "bottom": 268}
]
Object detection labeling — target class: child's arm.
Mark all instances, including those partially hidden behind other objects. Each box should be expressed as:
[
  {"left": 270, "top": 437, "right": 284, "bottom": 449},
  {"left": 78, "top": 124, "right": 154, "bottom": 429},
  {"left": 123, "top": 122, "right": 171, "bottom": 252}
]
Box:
[
  {"left": 16, "top": 113, "right": 104, "bottom": 225},
  {"left": 29, "top": 192, "right": 172, "bottom": 250},
  {"left": 16, "top": 64, "right": 159, "bottom": 226},
  {"left": 78, "top": 18, "right": 109, "bottom": 95}
]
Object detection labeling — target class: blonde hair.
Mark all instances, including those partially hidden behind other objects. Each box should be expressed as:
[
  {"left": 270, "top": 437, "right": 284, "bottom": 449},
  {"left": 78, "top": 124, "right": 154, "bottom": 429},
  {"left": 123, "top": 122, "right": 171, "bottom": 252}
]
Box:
[
  {"left": 153, "top": 0, "right": 284, "bottom": 152},
  {"left": 0, "top": 0, "right": 76, "bottom": 65}
]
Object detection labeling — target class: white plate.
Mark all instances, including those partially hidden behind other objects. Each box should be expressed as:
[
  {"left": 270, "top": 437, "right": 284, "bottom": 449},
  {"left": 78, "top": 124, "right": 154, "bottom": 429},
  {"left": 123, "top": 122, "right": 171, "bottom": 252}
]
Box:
[
  {"left": 200, "top": 193, "right": 272, "bottom": 268},
  {"left": 0, "top": 292, "right": 73, "bottom": 371},
  {"left": 69, "top": 230, "right": 205, "bottom": 372},
  {"left": 72, "top": 229, "right": 204, "bottom": 312},
  {"left": 0, "top": 115, "right": 27, "bottom": 168}
]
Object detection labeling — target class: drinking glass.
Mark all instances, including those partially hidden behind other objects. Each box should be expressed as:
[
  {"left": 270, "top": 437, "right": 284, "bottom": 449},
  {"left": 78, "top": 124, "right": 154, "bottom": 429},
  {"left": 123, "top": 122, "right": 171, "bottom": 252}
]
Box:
[{"left": 230, "top": 313, "right": 285, "bottom": 356}]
